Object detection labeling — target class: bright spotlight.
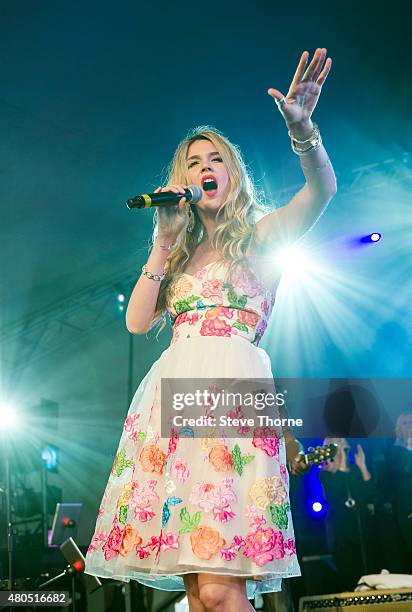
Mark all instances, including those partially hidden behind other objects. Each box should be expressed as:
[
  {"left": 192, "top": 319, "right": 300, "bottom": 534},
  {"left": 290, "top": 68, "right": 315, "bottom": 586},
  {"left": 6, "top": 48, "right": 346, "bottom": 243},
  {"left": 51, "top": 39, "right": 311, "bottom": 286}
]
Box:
[
  {"left": 117, "top": 293, "right": 125, "bottom": 303},
  {"left": 312, "top": 501, "right": 323, "bottom": 513},
  {"left": 276, "top": 244, "right": 319, "bottom": 284},
  {"left": 0, "top": 402, "right": 18, "bottom": 431},
  {"left": 360, "top": 232, "right": 382, "bottom": 243},
  {"left": 277, "top": 245, "right": 306, "bottom": 274}
]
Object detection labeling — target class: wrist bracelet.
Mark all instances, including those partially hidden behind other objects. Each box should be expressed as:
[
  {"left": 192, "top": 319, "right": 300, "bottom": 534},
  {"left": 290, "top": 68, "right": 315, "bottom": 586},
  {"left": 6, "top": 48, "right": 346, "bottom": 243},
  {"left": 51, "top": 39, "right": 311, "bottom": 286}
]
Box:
[
  {"left": 288, "top": 121, "right": 321, "bottom": 154},
  {"left": 290, "top": 123, "right": 323, "bottom": 156},
  {"left": 142, "top": 264, "right": 165, "bottom": 281},
  {"left": 288, "top": 122, "right": 319, "bottom": 144},
  {"left": 291, "top": 138, "right": 322, "bottom": 155}
]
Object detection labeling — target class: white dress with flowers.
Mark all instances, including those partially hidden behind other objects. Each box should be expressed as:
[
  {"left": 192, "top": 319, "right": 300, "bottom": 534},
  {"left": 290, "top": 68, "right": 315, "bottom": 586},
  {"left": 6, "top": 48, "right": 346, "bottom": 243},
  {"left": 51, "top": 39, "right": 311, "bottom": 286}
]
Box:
[{"left": 84, "top": 259, "right": 301, "bottom": 599}]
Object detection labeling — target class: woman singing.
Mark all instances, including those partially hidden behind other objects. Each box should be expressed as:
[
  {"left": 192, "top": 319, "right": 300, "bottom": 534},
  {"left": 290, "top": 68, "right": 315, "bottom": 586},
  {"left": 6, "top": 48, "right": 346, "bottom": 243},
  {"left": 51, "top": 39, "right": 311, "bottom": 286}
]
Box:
[{"left": 85, "top": 48, "right": 336, "bottom": 611}]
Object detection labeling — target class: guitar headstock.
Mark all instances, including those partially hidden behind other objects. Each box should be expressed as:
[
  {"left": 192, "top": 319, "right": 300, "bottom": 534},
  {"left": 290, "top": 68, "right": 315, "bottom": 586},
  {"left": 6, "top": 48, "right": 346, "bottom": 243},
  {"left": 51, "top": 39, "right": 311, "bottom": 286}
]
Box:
[{"left": 305, "top": 443, "right": 338, "bottom": 466}]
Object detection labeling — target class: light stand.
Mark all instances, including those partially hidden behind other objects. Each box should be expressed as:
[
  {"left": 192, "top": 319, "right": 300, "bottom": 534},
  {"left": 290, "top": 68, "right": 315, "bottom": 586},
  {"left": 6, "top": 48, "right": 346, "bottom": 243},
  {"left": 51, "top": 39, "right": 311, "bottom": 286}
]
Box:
[{"left": 5, "top": 452, "right": 13, "bottom": 592}]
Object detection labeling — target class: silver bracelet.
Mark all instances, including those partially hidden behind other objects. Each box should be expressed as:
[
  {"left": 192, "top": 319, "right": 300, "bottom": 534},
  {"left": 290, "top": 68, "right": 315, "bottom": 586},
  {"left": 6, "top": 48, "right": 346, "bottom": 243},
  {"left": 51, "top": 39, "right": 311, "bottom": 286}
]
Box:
[
  {"left": 142, "top": 264, "right": 165, "bottom": 281},
  {"left": 288, "top": 122, "right": 319, "bottom": 144},
  {"left": 289, "top": 122, "right": 323, "bottom": 156},
  {"left": 291, "top": 138, "right": 322, "bottom": 156}
]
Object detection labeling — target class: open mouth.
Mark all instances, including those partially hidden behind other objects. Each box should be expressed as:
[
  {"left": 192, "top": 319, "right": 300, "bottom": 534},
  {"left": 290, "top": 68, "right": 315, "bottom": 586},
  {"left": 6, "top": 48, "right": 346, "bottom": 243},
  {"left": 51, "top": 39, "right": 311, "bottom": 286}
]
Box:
[{"left": 201, "top": 177, "right": 218, "bottom": 192}]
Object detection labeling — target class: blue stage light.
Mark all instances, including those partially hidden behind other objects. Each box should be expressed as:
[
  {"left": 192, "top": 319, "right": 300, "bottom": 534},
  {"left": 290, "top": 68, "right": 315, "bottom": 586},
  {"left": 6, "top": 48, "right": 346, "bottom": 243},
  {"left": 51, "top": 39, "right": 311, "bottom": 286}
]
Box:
[
  {"left": 312, "top": 501, "right": 323, "bottom": 513},
  {"left": 42, "top": 445, "right": 59, "bottom": 471},
  {"left": 360, "top": 232, "right": 382, "bottom": 243}
]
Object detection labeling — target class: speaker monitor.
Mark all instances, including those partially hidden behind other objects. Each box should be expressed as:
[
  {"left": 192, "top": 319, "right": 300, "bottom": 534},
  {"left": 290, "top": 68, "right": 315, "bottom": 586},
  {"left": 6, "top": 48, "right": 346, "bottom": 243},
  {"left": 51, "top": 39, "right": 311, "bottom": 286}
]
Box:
[{"left": 299, "top": 588, "right": 412, "bottom": 611}]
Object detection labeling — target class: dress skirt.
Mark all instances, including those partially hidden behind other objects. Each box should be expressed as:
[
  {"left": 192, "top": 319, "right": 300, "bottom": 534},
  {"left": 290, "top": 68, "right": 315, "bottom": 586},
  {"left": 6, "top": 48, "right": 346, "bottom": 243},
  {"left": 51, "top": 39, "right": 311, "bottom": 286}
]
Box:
[{"left": 84, "top": 334, "right": 301, "bottom": 600}]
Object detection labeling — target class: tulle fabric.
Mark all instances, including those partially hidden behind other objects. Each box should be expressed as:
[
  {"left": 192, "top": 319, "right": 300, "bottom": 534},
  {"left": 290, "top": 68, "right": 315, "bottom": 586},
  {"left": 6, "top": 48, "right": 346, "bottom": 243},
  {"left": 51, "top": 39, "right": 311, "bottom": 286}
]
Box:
[{"left": 84, "top": 335, "right": 301, "bottom": 599}]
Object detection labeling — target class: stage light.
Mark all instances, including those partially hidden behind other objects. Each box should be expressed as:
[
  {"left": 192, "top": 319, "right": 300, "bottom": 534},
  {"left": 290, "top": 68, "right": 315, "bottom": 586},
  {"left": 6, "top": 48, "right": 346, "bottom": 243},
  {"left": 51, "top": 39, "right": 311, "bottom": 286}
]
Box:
[
  {"left": 360, "top": 232, "right": 382, "bottom": 243},
  {"left": 312, "top": 501, "right": 323, "bottom": 513},
  {"left": 0, "top": 402, "right": 18, "bottom": 431},
  {"left": 116, "top": 293, "right": 126, "bottom": 313},
  {"left": 277, "top": 245, "right": 308, "bottom": 276},
  {"left": 42, "top": 444, "right": 59, "bottom": 471}
]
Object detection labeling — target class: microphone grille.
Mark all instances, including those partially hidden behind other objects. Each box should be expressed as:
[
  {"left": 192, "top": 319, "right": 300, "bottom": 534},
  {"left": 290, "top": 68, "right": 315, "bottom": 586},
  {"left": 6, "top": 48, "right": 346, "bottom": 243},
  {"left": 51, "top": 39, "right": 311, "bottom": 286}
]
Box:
[{"left": 188, "top": 184, "right": 203, "bottom": 204}]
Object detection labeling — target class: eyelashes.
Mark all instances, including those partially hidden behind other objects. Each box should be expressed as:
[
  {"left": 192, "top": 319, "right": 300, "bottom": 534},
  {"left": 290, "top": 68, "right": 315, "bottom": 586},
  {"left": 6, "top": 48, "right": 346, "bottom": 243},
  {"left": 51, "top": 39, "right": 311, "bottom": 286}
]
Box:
[{"left": 188, "top": 157, "right": 223, "bottom": 169}]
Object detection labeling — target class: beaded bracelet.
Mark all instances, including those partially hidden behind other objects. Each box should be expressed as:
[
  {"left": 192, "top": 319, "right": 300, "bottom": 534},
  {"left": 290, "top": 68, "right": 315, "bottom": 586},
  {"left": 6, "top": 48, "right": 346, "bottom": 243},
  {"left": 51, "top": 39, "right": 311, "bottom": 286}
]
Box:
[{"left": 142, "top": 264, "right": 165, "bottom": 281}]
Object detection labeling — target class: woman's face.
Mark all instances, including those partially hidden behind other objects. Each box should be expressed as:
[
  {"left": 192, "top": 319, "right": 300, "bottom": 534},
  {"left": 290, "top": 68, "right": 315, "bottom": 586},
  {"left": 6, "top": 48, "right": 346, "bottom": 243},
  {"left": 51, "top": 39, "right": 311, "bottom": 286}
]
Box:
[{"left": 186, "top": 139, "right": 230, "bottom": 210}]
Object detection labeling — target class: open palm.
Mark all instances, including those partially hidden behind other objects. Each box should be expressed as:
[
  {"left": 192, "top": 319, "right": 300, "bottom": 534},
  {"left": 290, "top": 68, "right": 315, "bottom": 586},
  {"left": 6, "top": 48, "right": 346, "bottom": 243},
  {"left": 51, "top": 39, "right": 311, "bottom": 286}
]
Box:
[{"left": 268, "top": 48, "right": 332, "bottom": 125}]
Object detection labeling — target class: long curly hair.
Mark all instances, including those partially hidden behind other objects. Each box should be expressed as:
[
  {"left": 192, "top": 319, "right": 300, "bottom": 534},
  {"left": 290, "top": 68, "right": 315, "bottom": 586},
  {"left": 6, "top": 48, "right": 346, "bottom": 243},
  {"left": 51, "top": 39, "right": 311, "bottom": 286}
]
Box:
[{"left": 149, "top": 125, "right": 273, "bottom": 338}]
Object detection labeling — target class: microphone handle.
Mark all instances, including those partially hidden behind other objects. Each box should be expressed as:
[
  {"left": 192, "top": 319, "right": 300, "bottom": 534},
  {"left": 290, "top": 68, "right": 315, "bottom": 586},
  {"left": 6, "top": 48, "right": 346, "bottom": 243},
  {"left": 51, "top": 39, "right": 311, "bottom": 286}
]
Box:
[{"left": 127, "top": 189, "right": 193, "bottom": 209}]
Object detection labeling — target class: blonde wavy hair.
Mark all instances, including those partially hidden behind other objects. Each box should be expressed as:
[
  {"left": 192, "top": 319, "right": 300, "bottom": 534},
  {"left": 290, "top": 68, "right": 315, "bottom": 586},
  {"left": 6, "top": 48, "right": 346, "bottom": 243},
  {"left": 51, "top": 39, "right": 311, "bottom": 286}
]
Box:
[{"left": 148, "top": 125, "right": 273, "bottom": 338}]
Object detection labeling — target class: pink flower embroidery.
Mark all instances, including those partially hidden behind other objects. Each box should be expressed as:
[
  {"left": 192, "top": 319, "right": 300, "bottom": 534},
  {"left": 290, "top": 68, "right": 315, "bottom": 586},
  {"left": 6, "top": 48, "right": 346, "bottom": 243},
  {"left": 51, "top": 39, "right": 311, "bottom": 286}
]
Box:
[
  {"left": 285, "top": 537, "right": 296, "bottom": 556},
  {"left": 245, "top": 505, "right": 267, "bottom": 529},
  {"left": 167, "top": 431, "right": 179, "bottom": 456},
  {"left": 252, "top": 427, "right": 280, "bottom": 457},
  {"left": 190, "top": 478, "right": 237, "bottom": 523},
  {"left": 129, "top": 480, "right": 159, "bottom": 522},
  {"left": 231, "top": 267, "right": 263, "bottom": 298},
  {"left": 87, "top": 531, "right": 107, "bottom": 553},
  {"left": 220, "top": 535, "right": 246, "bottom": 560},
  {"left": 200, "top": 318, "right": 232, "bottom": 337},
  {"left": 141, "top": 532, "right": 179, "bottom": 554},
  {"left": 174, "top": 312, "right": 190, "bottom": 328},
  {"left": 212, "top": 505, "right": 235, "bottom": 523},
  {"left": 102, "top": 517, "right": 123, "bottom": 561},
  {"left": 280, "top": 464, "right": 288, "bottom": 484},
  {"left": 226, "top": 405, "right": 251, "bottom": 435},
  {"left": 160, "top": 533, "right": 179, "bottom": 551},
  {"left": 170, "top": 457, "right": 190, "bottom": 482},
  {"left": 243, "top": 526, "right": 285, "bottom": 566},
  {"left": 124, "top": 413, "right": 141, "bottom": 442},
  {"left": 190, "top": 482, "right": 217, "bottom": 512},
  {"left": 201, "top": 279, "right": 223, "bottom": 302},
  {"left": 136, "top": 546, "right": 151, "bottom": 559}
]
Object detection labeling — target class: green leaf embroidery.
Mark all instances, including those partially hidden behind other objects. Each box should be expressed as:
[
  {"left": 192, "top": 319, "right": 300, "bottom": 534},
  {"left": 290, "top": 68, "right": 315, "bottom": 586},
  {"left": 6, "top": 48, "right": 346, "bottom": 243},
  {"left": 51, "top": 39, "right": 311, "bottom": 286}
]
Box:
[
  {"left": 174, "top": 295, "right": 201, "bottom": 314},
  {"left": 113, "top": 448, "right": 134, "bottom": 477},
  {"left": 231, "top": 444, "right": 255, "bottom": 476},
  {"left": 233, "top": 321, "right": 249, "bottom": 333},
  {"left": 268, "top": 502, "right": 290, "bottom": 530},
  {"left": 179, "top": 507, "right": 202, "bottom": 534},
  {"left": 242, "top": 455, "right": 255, "bottom": 465},
  {"left": 118, "top": 505, "right": 128, "bottom": 525},
  {"left": 137, "top": 431, "right": 146, "bottom": 441},
  {"left": 227, "top": 288, "right": 247, "bottom": 309}
]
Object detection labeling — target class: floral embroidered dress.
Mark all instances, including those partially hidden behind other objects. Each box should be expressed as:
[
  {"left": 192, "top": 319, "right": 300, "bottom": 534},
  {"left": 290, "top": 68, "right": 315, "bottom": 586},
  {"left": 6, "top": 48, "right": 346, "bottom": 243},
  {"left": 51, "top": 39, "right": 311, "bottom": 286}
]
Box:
[{"left": 84, "top": 259, "right": 301, "bottom": 599}]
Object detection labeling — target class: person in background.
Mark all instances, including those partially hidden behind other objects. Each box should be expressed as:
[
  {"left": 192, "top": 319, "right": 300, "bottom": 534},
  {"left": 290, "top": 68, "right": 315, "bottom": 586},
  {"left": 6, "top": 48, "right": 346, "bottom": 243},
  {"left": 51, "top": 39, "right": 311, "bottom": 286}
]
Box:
[
  {"left": 319, "top": 438, "right": 381, "bottom": 591},
  {"left": 387, "top": 412, "right": 412, "bottom": 570}
]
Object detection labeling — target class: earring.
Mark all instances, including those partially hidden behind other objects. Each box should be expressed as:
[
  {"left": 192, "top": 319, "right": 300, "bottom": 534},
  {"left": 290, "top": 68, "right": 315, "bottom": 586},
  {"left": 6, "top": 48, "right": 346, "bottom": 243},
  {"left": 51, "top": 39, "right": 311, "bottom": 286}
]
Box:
[{"left": 187, "top": 206, "right": 195, "bottom": 233}]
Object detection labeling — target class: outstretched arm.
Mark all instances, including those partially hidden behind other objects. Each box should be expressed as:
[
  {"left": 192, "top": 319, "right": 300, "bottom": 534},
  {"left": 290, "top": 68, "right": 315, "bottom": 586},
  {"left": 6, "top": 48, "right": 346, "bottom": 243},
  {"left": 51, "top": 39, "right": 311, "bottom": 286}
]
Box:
[{"left": 250, "top": 48, "right": 337, "bottom": 251}]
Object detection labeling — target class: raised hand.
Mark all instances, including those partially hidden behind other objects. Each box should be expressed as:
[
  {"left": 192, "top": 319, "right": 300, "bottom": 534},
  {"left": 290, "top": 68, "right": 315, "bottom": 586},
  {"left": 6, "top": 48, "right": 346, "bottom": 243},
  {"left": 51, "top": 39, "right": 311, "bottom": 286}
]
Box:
[
  {"left": 268, "top": 48, "right": 332, "bottom": 126},
  {"left": 354, "top": 444, "right": 367, "bottom": 471}
]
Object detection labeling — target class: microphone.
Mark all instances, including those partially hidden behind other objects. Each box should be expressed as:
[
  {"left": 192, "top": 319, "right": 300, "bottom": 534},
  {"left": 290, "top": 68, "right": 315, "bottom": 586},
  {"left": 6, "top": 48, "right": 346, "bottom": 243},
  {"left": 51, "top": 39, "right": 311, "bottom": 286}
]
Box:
[{"left": 127, "top": 184, "right": 203, "bottom": 209}]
